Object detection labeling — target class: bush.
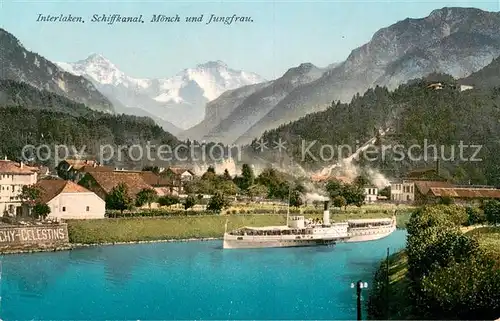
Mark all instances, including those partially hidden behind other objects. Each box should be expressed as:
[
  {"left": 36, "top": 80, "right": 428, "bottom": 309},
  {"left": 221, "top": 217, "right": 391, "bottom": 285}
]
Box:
[
  {"left": 483, "top": 200, "right": 500, "bottom": 225},
  {"left": 466, "top": 206, "right": 486, "bottom": 225},
  {"left": 403, "top": 204, "right": 500, "bottom": 319}
]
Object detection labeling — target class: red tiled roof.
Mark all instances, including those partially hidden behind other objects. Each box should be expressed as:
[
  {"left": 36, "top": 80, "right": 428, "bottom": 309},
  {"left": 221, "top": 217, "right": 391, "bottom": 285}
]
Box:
[
  {"left": 428, "top": 187, "right": 500, "bottom": 199},
  {"left": 84, "top": 172, "right": 153, "bottom": 196},
  {"left": 37, "top": 179, "right": 93, "bottom": 203},
  {"left": 167, "top": 167, "right": 194, "bottom": 176},
  {"left": 154, "top": 187, "right": 172, "bottom": 197},
  {"left": 80, "top": 165, "right": 114, "bottom": 173},
  {"left": 141, "top": 171, "right": 172, "bottom": 186},
  {"left": 414, "top": 180, "right": 454, "bottom": 195},
  {"left": 0, "top": 160, "right": 38, "bottom": 175}
]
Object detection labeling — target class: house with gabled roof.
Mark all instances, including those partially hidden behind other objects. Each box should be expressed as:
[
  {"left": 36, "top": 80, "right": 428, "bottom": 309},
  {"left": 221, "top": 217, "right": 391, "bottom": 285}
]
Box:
[
  {"left": 163, "top": 167, "right": 195, "bottom": 194},
  {"left": 56, "top": 158, "right": 114, "bottom": 182},
  {"left": 78, "top": 171, "right": 153, "bottom": 201},
  {"left": 36, "top": 178, "right": 105, "bottom": 219}
]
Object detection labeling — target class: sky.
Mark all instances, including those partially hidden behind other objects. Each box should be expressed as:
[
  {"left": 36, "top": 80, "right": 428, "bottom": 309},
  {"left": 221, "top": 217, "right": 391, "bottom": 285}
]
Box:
[{"left": 1, "top": 0, "right": 499, "bottom": 80}]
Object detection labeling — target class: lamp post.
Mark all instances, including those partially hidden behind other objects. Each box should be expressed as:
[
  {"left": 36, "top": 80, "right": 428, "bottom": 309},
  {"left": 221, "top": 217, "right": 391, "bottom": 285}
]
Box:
[{"left": 351, "top": 280, "right": 368, "bottom": 320}]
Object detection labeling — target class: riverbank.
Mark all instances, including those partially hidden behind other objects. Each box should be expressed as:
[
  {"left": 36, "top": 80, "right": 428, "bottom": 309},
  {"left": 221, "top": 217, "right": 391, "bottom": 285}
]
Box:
[
  {"left": 368, "top": 225, "right": 500, "bottom": 319},
  {"left": 67, "top": 211, "right": 410, "bottom": 244}
]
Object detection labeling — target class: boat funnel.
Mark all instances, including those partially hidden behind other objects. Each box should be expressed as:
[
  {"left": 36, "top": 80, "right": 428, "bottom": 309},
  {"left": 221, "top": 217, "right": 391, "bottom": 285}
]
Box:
[{"left": 323, "top": 200, "right": 330, "bottom": 226}]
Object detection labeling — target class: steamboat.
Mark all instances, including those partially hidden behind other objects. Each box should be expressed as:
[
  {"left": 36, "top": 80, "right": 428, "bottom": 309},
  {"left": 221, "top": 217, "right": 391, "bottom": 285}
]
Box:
[{"left": 223, "top": 201, "right": 396, "bottom": 249}]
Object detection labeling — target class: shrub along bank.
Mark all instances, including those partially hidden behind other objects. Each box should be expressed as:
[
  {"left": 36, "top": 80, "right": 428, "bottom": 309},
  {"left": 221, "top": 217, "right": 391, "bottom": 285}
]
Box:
[
  {"left": 367, "top": 205, "right": 500, "bottom": 320},
  {"left": 67, "top": 211, "right": 411, "bottom": 244}
]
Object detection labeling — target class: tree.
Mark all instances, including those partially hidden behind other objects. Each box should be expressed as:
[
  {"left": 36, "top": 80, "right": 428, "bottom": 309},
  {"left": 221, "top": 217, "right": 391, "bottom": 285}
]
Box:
[
  {"left": 340, "top": 184, "right": 365, "bottom": 207},
  {"left": 223, "top": 169, "right": 232, "bottom": 180},
  {"left": 354, "top": 175, "right": 371, "bottom": 187},
  {"left": 135, "top": 188, "right": 158, "bottom": 208},
  {"left": 158, "top": 195, "right": 180, "bottom": 208},
  {"left": 32, "top": 203, "right": 50, "bottom": 219},
  {"left": 483, "top": 199, "right": 500, "bottom": 225},
  {"left": 105, "top": 183, "right": 133, "bottom": 215},
  {"left": 207, "top": 192, "right": 230, "bottom": 213},
  {"left": 326, "top": 179, "right": 343, "bottom": 199},
  {"left": 248, "top": 184, "right": 268, "bottom": 200},
  {"left": 218, "top": 180, "right": 238, "bottom": 196},
  {"left": 332, "top": 195, "right": 347, "bottom": 209},
  {"left": 20, "top": 185, "right": 42, "bottom": 207},
  {"left": 289, "top": 190, "right": 303, "bottom": 207},
  {"left": 379, "top": 186, "right": 390, "bottom": 198},
  {"left": 240, "top": 163, "right": 255, "bottom": 191},
  {"left": 201, "top": 166, "right": 217, "bottom": 181},
  {"left": 466, "top": 206, "right": 486, "bottom": 225},
  {"left": 184, "top": 195, "right": 196, "bottom": 210}
]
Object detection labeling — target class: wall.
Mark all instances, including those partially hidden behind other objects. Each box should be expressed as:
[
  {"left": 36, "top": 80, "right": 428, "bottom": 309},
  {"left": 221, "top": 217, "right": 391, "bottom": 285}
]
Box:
[
  {"left": 0, "top": 223, "right": 69, "bottom": 252},
  {"left": 47, "top": 193, "right": 105, "bottom": 219}
]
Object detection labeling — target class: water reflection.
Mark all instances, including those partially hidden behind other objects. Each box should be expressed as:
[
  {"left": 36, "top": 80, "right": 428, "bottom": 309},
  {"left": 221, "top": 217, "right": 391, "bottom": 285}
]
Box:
[{"left": 3, "top": 251, "right": 70, "bottom": 298}]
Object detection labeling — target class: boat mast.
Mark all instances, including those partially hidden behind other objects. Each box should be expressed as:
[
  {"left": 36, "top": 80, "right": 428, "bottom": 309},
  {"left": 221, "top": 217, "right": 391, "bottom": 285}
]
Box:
[{"left": 287, "top": 185, "right": 290, "bottom": 226}]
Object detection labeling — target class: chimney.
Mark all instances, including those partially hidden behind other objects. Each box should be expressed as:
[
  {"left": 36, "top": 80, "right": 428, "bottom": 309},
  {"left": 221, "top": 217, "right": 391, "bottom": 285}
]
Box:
[
  {"left": 20, "top": 161, "right": 24, "bottom": 169},
  {"left": 323, "top": 200, "right": 330, "bottom": 226}
]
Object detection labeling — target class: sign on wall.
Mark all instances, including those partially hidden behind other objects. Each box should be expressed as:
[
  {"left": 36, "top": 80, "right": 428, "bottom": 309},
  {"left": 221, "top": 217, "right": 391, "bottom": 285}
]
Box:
[{"left": 0, "top": 224, "right": 69, "bottom": 245}]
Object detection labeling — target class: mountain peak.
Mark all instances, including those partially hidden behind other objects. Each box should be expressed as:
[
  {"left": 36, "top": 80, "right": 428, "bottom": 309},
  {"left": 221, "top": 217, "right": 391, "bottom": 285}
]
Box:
[
  {"left": 82, "top": 53, "right": 112, "bottom": 65},
  {"left": 427, "top": 6, "right": 485, "bottom": 21},
  {"left": 198, "top": 60, "right": 228, "bottom": 69}
]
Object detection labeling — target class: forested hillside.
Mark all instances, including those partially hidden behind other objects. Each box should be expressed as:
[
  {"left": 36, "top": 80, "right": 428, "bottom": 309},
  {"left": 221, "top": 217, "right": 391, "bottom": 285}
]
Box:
[
  {"left": 0, "top": 79, "right": 94, "bottom": 116},
  {"left": 0, "top": 80, "right": 181, "bottom": 167},
  {"left": 256, "top": 75, "right": 500, "bottom": 186}
]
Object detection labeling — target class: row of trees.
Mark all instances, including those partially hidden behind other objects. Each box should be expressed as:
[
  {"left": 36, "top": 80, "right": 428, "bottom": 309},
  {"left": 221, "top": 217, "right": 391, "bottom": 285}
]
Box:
[
  {"left": 105, "top": 183, "right": 230, "bottom": 214},
  {"left": 184, "top": 164, "right": 307, "bottom": 206},
  {"left": 403, "top": 205, "right": 499, "bottom": 319}
]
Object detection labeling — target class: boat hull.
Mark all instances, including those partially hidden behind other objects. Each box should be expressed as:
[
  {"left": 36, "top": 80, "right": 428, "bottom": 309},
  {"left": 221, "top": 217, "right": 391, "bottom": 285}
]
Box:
[
  {"left": 345, "top": 225, "right": 396, "bottom": 243},
  {"left": 223, "top": 235, "right": 339, "bottom": 249}
]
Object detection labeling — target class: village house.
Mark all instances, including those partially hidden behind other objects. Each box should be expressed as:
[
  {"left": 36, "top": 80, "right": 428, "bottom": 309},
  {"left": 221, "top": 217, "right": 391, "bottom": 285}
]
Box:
[
  {"left": 390, "top": 180, "right": 453, "bottom": 204},
  {"left": 460, "top": 84, "right": 474, "bottom": 92},
  {"left": 36, "top": 179, "right": 105, "bottom": 219},
  {"left": 364, "top": 186, "right": 378, "bottom": 203},
  {"left": 78, "top": 171, "right": 153, "bottom": 201},
  {"left": 0, "top": 157, "right": 39, "bottom": 216},
  {"left": 427, "top": 82, "right": 444, "bottom": 90},
  {"left": 56, "top": 158, "right": 113, "bottom": 182},
  {"left": 162, "top": 167, "right": 195, "bottom": 194}
]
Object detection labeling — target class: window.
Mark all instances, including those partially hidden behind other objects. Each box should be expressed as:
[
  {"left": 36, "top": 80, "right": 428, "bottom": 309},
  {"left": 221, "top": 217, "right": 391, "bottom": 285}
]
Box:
[
  {"left": 62, "top": 207, "right": 66, "bottom": 212},
  {"left": 86, "top": 206, "right": 90, "bottom": 212}
]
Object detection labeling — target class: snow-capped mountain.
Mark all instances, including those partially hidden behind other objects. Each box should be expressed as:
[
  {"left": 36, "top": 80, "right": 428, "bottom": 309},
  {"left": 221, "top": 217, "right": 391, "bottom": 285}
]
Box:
[{"left": 56, "top": 55, "right": 265, "bottom": 130}]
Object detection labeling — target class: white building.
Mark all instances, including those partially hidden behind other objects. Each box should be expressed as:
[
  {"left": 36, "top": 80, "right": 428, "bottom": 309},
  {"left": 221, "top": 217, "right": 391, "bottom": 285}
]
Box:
[
  {"left": 460, "top": 85, "right": 474, "bottom": 92},
  {"left": 37, "top": 179, "right": 105, "bottom": 220},
  {"left": 0, "top": 158, "right": 38, "bottom": 216},
  {"left": 364, "top": 186, "right": 378, "bottom": 203},
  {"left": 390, "top": 180, "right": 415, "bottom": 202}
]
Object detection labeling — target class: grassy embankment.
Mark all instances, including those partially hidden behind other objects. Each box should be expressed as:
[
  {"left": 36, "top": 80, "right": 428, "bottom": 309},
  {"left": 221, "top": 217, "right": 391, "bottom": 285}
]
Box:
[
  {"left": 67, "top": 204, "right": 412, "bottom": 244},
  {"left": 368, "top": 226, "right": 500, "bottom": 320}
]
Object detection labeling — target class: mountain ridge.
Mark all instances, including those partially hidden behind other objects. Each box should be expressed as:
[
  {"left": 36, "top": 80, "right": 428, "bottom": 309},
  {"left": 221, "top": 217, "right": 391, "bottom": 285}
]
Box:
[
  {"left": 233, "top": 7, "right": 500, "bottom": 145},
  {"left": 0, "top": 28, "right": 114, "bottom": 113},
  {"left": 56, "top": 55, "right": 266, "bottom": 130}
]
